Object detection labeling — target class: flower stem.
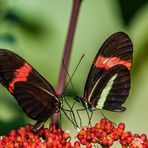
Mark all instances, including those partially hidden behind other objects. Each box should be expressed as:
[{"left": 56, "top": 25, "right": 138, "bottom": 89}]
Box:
[{"left": 51, "top": 0, "right": 82, "bottom": 127}]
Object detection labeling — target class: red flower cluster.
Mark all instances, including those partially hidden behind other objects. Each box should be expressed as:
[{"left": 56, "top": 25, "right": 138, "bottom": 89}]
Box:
[
  {"left": 0, "top": 124, "right": 72, "bottom": 148},
  {"left": 77, "top": 118, "right": 148, "bottom": 147},
  {"left": 0, "top": 119, "right": 148, "bottom": 148}
]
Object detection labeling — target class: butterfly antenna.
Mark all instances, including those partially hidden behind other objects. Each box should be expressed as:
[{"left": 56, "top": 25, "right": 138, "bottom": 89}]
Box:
[
  {"left": 61, "top": 59, "right": 79, "bottom": 127},
  {"left": 88, "top": 111, "right": 93, "bottom": 127},
  {"left": 63, "top": 54, "right": 84, "bottom": 94},
  {"left": 98, "top": 109, "right": 116, "bottom": 126},
  {"left": 85, "top": 108, "right": 92, "bottom": 127},
  {"left": 61, "top": 54, "right": 84, "bottom": 128},
  {"left": 61, "top": 107, "right": 79, "bottom": 128},
  {"left": 62, "top": 58, "right": 76, "bottom": 96}
]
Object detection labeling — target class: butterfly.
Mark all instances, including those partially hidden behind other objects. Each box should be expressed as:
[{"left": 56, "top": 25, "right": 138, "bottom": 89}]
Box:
[
  {"left": 76, "top": 32, "right": 133, "bottom": 112},
  {"left": 0, "top": 49, "right": 62, "bottom": 131},
  {"left": 0, "top": 32, "right": 133, "bottom": 131}
]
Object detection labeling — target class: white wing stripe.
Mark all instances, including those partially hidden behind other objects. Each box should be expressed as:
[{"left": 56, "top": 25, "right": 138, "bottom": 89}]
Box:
[{"left": 96, "top": 74, "right": 117, "bottom": 109}]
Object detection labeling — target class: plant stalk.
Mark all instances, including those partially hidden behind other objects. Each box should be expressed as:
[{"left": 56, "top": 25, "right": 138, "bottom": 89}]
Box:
[{"left": 51, "top": 0, "right": 82, "bottom": 127}]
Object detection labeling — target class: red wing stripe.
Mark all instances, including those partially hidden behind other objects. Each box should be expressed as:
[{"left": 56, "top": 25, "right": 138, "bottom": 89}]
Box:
[
  {"left": 95, "top": 56, "right": 132, "bottom": 70},
  {"left": 8, "top": 63, "right": 32, "bottom": 93}
]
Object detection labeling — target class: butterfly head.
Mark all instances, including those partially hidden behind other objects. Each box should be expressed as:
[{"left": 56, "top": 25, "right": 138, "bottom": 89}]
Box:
[
  {"left": 73, "top": 96, "right": 83, "bottom": 103},
  {"left": 73, "top": 96, "right": 93, "bottom": 111}
]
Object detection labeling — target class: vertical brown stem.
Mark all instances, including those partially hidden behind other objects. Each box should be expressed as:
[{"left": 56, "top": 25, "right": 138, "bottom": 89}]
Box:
[
  {"left": 51, "top": 0, "right": 82, "bottom": 127},
  {"left": 57, "top": 0, "right": 82, "bottom": 94}
]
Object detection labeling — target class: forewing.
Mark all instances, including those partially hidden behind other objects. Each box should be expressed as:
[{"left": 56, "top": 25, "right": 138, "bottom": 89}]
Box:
[
  {"left": 0, "top": 49, "right": 56, "bottom": 95},
  {"left": 14, "top": 82, "right": 59, "bottom": 121},
  {"left": 89, "top": 65, "right": 130, "bottom": 112},
  {"left": 83, "top": 32, "right": 133, "bottom": 102}
]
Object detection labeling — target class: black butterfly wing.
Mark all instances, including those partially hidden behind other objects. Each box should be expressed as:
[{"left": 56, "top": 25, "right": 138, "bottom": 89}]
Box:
[
  {"left": 0, "top": 49, "right": 56, "bottom": 95},
  {"left": 13, "top": 82, "right": 59, "bottom": 122},
  {"left": 83, "top": 32, "right": 133, "bottom": 111},
  {"left": 0, "top": 49, "right": 58, "bottom": 120},
  {"left": 90, "top": 65, "right": 130, "bottom": 111}
]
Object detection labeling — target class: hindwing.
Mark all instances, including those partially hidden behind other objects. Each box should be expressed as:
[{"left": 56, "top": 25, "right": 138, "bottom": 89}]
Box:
[
  {"left": 88, "top": 65, "right": 130, "bottom": 111},
  {"left": 14, "top": 82, "right": 59, "bottom": 121}
]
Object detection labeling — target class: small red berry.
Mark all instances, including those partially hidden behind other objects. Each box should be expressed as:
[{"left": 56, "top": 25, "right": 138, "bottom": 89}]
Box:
[
  {"left": 74, "top": 141, "right": 80, "bottom": 148},
  {"left": 65, "top": 142, "right": 71, "bottom": 148},
  {"left": 9, "top": 130, "right": 17, "bottom": 137},
  {"left": 133, "top": 134, "right": 139, "bottom": 138},
  {"left": 120, "top": 139, "right": 128, "bottom": 146},
  {"left": 80, "top": 138, "right": 87, "bottom": 145},
  {"left": 140, "top": 134, "right": 147, "bottom": 142},
  {"left": 86, "top": 143, "right": 92, "bottom": 148},
  {"left": 118, "top": 123, "right": 125, "bottom": 131},
  {"left": 95, "top": 123, "right": 100, "bottom": 129},
  {"left": 101, "top": 137, "right": 108, "bottom": 145},
  {"left": 107, "top": 138, "right": 113, "bottom": 146},
  {"left": 100, "top": 118, "right": 107, "bottom": 125}
]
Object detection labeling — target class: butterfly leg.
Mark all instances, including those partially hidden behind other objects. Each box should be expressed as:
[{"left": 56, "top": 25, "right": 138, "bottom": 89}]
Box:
[
  {"left": 60, "top": 112, "right": 62, "bottom": 129},
  {"left": 61, "top": 99, "right": 74, "bottom": 127},
  {"left": 96, "top": 109, "right": 116, "bottom": 126},
  {"left": 63, "top": 99, "right": 79, "bottom": 128},
  {"left": 33, "top": 120, "right": 46, "bottom": 132},
  {"left": 76, "top": 107, "right": 93, "bottom": 127},
  {"left": 88, "top": 110, "right": 93, "bottom": 127},
  {"left": 85, "top": 108, "right": 91, "bottom": 127},
  {"left": 61, "top": 107, "right": 79, "bottom": 128},
  {"left": 69, "top": 100, "right": 77, "bottom": 127},
  {"left": 76, "top": 108, "right": 83, "bottom": 127}
]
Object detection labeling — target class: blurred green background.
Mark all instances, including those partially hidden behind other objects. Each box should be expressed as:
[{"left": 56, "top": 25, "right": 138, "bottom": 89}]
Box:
[{"left": 0, "top": 0, "right": 148, "bottom": 145}]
